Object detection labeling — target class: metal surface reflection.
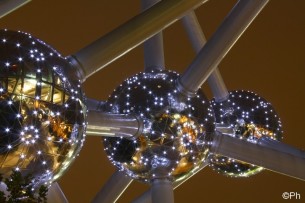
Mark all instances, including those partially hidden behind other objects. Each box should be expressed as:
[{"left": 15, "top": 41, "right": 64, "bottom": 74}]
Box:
[
  {"left": 103, "top": 70, "right": 215, "bottom": 182},
  {"left": 0, "top": 30, "right": 86, "bottom": 187},
  {"left": 209, "top": 90, "right": 283, "bottom": 177}
]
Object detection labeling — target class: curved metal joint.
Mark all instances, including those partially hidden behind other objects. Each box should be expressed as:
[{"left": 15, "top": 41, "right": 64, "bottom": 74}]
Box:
[
  {"left": 66, "top": 55, "right": 87, "bottom": 83},
  {"left": 175, "top": 78, "right": 197, "bottom": 98}
]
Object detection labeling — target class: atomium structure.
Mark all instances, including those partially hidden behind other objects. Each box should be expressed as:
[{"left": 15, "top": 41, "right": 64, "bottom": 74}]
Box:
[{"left": 0, "top": 0, "right": 304, "bottom": 203}]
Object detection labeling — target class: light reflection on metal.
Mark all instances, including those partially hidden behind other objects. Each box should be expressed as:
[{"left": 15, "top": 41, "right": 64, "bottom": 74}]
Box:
[
  {"left": 178, "top": 0, "right": 269, "bottom": 94},
  {"left": 92, "top": 171, "right": 133, "bottom": 203},
  {"left": 0, "top": 0, "right": 31, "bottom": 19},
  {"left": 142, "top": 0, "right": 165, "bottom": 72},
  {"left": 86, "top": 111, "right": 143, "bottom": 138},
  {"left": 210, "top": 90, "right": 283, "bottom": 177},
  {"left": 1, "top": 0, "right": 305, "bottom": 202},
  {"left": 47, "top": 182, "right": 68, "bottom": 203},
  {"left": 181, "top": 11, "right": 229, "bottom": 101},
  {"left": 70, "top": 0, "right": 208, "bottom": 82},
  {"left": 211, "top": 132, "right": 305, "bottom": 181},
  {"left": 103, "top": 70, "right": 214, "bottom": 182},
  {"left": 0, "top": 30, "right": 86, "bottom": 188}
]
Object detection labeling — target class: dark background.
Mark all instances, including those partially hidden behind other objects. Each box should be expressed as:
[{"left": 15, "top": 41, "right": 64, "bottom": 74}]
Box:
[{"left": 0, "top": 0, "right": 304, "bottom": 202}]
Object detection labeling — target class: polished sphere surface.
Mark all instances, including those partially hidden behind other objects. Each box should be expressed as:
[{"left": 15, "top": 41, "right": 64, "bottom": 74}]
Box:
[
  {"left": 104, "top": 70, "right": 215, "bottom": 182},
  {"left": 0, "top": 30, "right": 86, "bottom": 187},
  {"left": 209, "top": 90, "right": 283, "bottom": 177}
]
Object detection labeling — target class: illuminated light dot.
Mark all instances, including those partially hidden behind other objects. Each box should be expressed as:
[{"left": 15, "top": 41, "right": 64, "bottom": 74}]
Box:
[
  {"left": 5, "top": 128, "right": 10, "bottom": 132},
  {"left": 42, "top": 161, "right": 47, "bottom": 165},
  {"left": 7, "top": 145, "right": 12, "bottom": 149}
]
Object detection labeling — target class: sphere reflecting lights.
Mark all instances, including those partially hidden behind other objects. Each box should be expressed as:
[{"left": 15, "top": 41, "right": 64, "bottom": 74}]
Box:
[
  {"left": 210, "top": 90, "right": 283, "bottom": 177},
  {"left": 0, "top": 30, "right": 86, "bottom": 187},
  {"left": 104, "top": 70, "right": 215, "bottom": 182}
]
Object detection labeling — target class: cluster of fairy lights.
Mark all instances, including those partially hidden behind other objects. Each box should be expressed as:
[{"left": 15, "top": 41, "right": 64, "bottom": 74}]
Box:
[
  {"left": 0, "top": 28, "right": 286, "bottom": 194},
  {"left": 103, "top": 72, "right": 284, "bottom": 180},
  {"left": 104, "top": 70, "right": 214, "bottom": 182},
  {"left": 209, "top": 90, "right": 283, "bottom": 177},
  {"left": 0, "top": 30, "right": 86, "bottom": 187}
]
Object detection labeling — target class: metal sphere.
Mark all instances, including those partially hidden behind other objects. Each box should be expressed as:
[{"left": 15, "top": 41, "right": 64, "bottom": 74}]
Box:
[
  {"left": 0, "top": 30, "right": 86, "bottom": 187},
  {"left": 104, "top": 70, "right": 215, "bottom": 182},
  {"left": 209, "top": 90, "right": 283, "bottom": 177}
]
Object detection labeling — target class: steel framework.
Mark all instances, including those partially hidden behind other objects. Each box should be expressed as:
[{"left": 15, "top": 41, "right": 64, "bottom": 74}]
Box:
[{"left": 0, "top": 0, "right": 304, "bottom": 203}]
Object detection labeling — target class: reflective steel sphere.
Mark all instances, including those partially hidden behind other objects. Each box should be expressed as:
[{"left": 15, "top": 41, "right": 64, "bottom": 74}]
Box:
[
  {"left": 104, "top": 70, "right": 215, "bottom": 182},
  {"left": 0, "top": 30, "right": 86, "bottom": 187},
  {"left": 209, "top": 90, "right": 283, "bottom": 177}
]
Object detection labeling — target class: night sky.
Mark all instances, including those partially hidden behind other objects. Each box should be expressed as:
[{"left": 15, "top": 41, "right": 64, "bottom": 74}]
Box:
[{"left": 0, "top": 0, "right": 304, "bottom": 202}]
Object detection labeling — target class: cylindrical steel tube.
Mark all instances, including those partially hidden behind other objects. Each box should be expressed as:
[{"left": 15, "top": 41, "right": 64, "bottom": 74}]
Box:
[
  {"left": 211, "top": 133, "right": 305, "bottom": 181},
  {"left": 142, "top": 0, "right": 165, "bottom": 71},
  {"left": 92, "top": 171, "right": 133, "bottom": 203},
  {"left": 132, "top": 161, "right": 208, "bottom": 203},
  {"left": 132, "top": 190, "right": 151, "bottom": 203},
  {"left": 47, "top": 182, "right": 68, "bottom": 203},
  {"left": 151, "top": 179, "right": 174, "bottom": 203},
  {"left": 71, "top": 0, "right": 208, "bottom": 82},
  {"left": 179, "top": 0, "right": 269, "bottom": 94},
  {"left": 0, "top": 0, "right": 31, "bottom": 18},
  {"left": 181, "top": 11, "right": 228, "bottom": 101},
  {"left": 86, "top": 111, "right": 143, "bottom": 138}
]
